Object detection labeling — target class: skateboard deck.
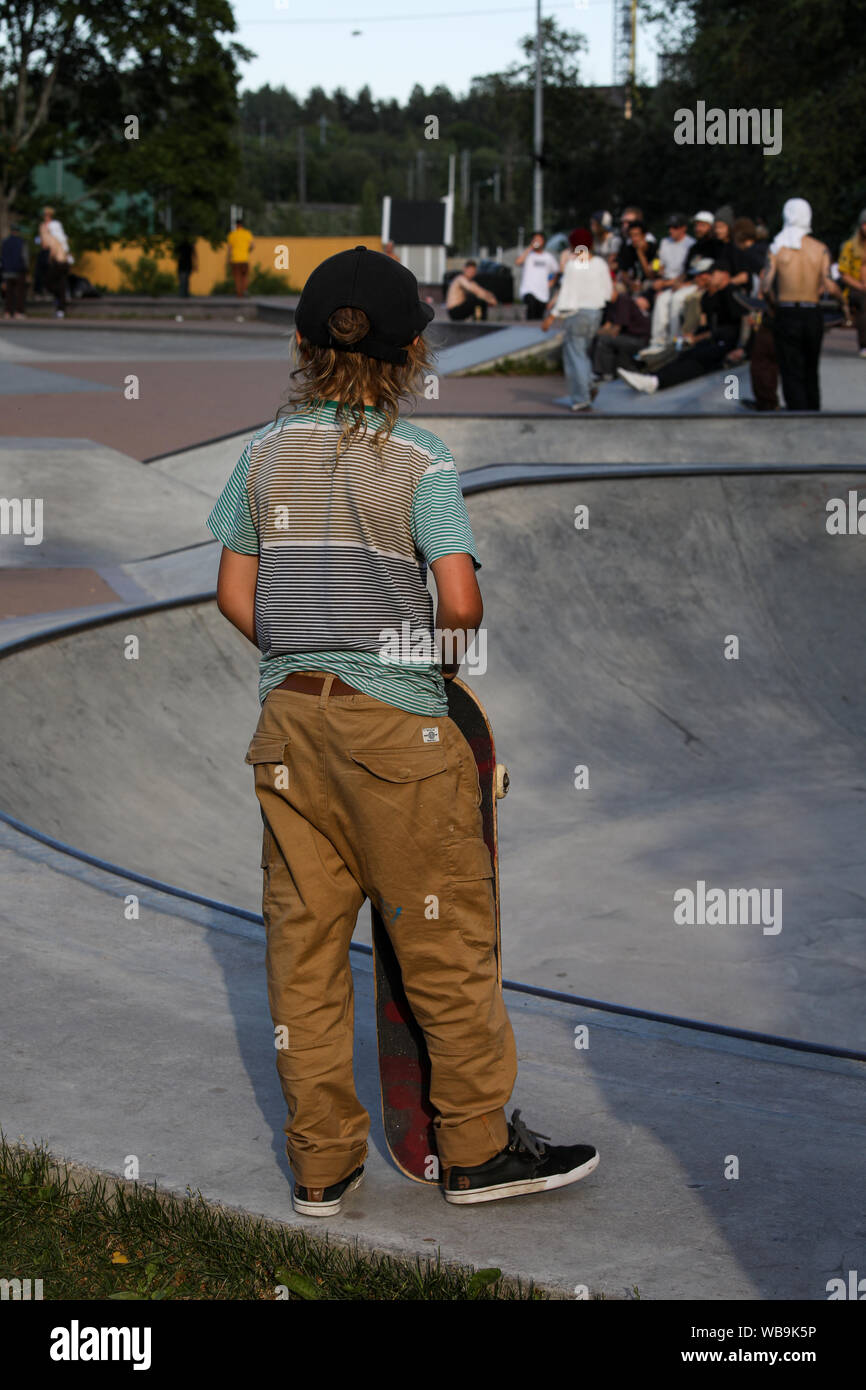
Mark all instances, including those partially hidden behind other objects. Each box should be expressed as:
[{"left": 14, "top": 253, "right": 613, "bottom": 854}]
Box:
[{"left": 371, "top": 677, "right": 508, "bottom": 1183}]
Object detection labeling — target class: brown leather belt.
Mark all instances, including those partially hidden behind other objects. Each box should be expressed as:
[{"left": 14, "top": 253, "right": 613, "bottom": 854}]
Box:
[{"left": 275, "top": 670, "right": 363, "bottom": 697}]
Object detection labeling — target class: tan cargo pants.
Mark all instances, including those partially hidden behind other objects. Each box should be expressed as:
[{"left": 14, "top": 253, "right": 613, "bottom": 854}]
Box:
[{"left": 245, "top": 673, "right": 518, "bottom": 1188}]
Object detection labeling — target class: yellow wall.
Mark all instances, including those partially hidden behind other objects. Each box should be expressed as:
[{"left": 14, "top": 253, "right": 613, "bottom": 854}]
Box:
[{"left": 75, "top": 235, "right": 383, "bottom": 295}]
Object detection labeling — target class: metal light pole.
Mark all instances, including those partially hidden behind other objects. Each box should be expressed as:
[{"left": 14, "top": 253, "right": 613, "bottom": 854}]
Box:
[
  {"left": 533, "top": 0, "right": 543, "bottom": 228},
  {"left": 615, "top": 0, "right": 640, "bottom": 120},
  {"left": 626, "top": 0, "right": 638, "bottom": 120},
  {"left": 472, "top": 177, "right": 495, "bottom": 258}
]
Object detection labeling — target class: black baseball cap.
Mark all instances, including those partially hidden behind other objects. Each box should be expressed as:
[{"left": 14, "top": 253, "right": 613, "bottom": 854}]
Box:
[{"left": 294, "top": 245, "right": 435, "bottom": 365}]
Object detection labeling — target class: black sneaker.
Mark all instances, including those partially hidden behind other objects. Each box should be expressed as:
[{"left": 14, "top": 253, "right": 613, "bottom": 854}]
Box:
[
  {"left": 444, "top": 1109, "right": 599, "bottom": 1205},
  {"left": 292, "top": 1165, "right": 364, "bottom": 1217}
]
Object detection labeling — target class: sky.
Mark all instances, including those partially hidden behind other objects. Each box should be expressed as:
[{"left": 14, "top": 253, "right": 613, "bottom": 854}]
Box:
[{"left": 230, "top": 0, "right": 663, "bottom": 103}]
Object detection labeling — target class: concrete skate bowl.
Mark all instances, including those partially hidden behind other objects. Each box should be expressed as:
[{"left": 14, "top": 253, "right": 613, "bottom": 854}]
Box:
[{"left": 2, "top": 468, "right": 865, "bottom": 1053}]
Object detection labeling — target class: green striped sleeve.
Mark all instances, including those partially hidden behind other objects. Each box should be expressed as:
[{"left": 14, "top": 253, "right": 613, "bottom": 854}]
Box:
[
  {"left": 410, "top": 449, "right": 481, "bottom": 570},
  {"left": 206, "top": 443, "right": 259, "bottom": 555}
]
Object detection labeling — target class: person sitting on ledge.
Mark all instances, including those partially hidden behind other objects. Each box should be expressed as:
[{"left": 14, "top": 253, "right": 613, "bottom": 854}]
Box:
[
  {"left": 617, "top": 260, "right": 744, "bottom": 394},
  {"left": 445, "top": 260, "right": 499, "bottom": 321}
]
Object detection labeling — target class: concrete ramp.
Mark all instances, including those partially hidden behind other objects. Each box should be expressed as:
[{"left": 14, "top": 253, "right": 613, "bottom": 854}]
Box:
[
  {"left": 434, "top": 323, "right": 557, "bottom": 375},
  {"left": 4, "top": 814, "right": 861, "bottom": 1299},
  {"left": 1, "top": 469, "right": 864, "bottom": 1053},
  {"left": 0, "top": 438, "right": 219, "bottom": 567}
]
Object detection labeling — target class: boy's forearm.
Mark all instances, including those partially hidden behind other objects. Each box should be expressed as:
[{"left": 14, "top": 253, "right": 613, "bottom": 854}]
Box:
[{"left": 217, "top": 596, "right": 258, "bottom": 647}]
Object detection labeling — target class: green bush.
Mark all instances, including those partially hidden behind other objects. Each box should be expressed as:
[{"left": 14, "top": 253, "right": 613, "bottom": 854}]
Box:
[
  {"left": 114, "top": 254, "right": 178, "bottom": 296},
  {"left": 211, "top": 265, "right": 298, "bottom": 296}
]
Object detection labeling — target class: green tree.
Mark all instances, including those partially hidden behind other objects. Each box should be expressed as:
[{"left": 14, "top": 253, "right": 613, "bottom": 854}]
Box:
[
  {"left": 0, "top": 0, "right": 251, "bottom": 243},
  {"left": 643, "top": 0, "right": 866, "bottom": 243},
  {"left": 359, "top": 176, "right": 379, "bottom": 233}
]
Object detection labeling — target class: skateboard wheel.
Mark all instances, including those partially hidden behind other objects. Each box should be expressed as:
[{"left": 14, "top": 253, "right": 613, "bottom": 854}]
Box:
[{"left": 495, "top": 763, "right": 510, "bottom": 799}]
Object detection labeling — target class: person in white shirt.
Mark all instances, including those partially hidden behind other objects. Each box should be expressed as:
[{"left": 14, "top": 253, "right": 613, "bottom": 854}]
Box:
[
  {"left": 541, "top": 227, "right": 614, "bottom": 412},
  {"left": 656, "top": 214, "right": 695, "bottom": 281},
  {"left": 639, "top": 213, "right": 699, "bottom": 356},
  {"left": 38, "top": 205, "right": 73, "bottom": 318},
  {"left": 515, "top": 230, "right": 559, "bottom": 320}
]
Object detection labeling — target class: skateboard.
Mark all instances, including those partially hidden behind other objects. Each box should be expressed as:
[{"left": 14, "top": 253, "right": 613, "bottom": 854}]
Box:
[{"left": 371, "top": 676, "right": 509, "bottom": 1183}]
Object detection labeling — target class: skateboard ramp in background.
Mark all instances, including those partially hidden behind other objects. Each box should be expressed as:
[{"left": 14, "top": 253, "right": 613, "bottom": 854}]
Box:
[
  {"left": 1, "top": 470, "right": 864, "bottom": 1052},
  {"left": 433, "top": 323, "right": 557, "bottom": 375}
]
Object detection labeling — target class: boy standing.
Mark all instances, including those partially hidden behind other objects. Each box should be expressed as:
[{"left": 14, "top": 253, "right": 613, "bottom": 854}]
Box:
[
  {"left": 227, "top": 217, "right": 254, "bottom": 297},
  {"left": 207, "top": 246, "right": 598, "bottom": 1213}
]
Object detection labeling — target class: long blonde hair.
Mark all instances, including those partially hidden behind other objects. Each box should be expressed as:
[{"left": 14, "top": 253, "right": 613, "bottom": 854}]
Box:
[{"left": 280, "top": 305, "right": 434, "bottom": 462}]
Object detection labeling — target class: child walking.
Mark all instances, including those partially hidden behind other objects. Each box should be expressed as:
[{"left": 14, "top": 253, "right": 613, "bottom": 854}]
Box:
[{"left": 207, "top": 247, "right": 598, "bottom": 1213}]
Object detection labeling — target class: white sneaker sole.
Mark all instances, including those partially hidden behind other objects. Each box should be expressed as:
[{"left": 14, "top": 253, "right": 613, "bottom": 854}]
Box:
[
  {"left": 292, "top": 1169, "right": 364, "bottom": 1217},
  {"left": 444, "top": 1151, "right": 599, "bottom": 1205}
]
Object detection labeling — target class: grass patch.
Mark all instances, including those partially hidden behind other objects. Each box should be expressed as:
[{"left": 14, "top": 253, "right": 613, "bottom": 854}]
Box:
[
  {"left": 463, "top": 353, "right": 562, "bottom": 376},
  {"left": 0, "top": 1138, "right": 551, "bottom": 1301}
]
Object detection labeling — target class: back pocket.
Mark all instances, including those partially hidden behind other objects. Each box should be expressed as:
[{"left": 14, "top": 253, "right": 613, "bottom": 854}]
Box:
[{"left": 346, "top": 745, "right": 447, "bottom": 782}]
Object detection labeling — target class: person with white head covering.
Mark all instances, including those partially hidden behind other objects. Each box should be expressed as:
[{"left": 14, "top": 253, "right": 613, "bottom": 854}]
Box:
[
  {"left": 762, "top": 197, "right": 843, "bottom": 409},
  {"left": 769, "top": 197, "right": 813, "bottom": 253}
]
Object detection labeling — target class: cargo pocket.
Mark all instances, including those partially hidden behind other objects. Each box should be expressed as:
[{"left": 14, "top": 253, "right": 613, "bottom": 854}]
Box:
[
  {"left": 446, "top": 836, "right": 493, "bottom": 882},
  {"left": 245, "top": 732, "right": 291, "bottom": 792},
  {"left": 444, "top": 837, "right": 496, "bottom": 950},
  {"left": 245, "top": 733, "right": 290, "bottom": 766}
]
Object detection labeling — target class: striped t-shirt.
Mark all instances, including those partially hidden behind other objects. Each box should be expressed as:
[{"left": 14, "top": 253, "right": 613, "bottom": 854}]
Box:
[{"left": 206, "top": 399, "right": 480, "bottom": 713}]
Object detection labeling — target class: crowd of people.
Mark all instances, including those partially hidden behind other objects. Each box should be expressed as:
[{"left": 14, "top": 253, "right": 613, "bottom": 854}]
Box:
[
  {"left": 0, "top": 206, "right": 74, "bottom": 319},
  {"left": 535, "top": 202, "right": 866, "bottom": 412},
  {"left": 5, "top": 199, "right": 866, "bottom": 412},
  {"left": 0, "top": 211, "right": 251, "bottom": 315},
  {"left": 448, "top": 202, "right": 866, "bottom": 413}
]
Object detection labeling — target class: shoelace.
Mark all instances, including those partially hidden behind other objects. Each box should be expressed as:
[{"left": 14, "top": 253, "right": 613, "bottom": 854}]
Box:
[{"left": 508, "top": 1108, "right": 550, "bottom": 1159}]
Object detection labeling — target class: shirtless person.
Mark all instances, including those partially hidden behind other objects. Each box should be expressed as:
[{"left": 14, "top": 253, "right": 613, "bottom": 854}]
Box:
[
  {"left": 445, "top": 260, "right": 498, "bottom": 320},
  {"left": 763, "top": 197, "right": 842, "bottom": 411}
]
